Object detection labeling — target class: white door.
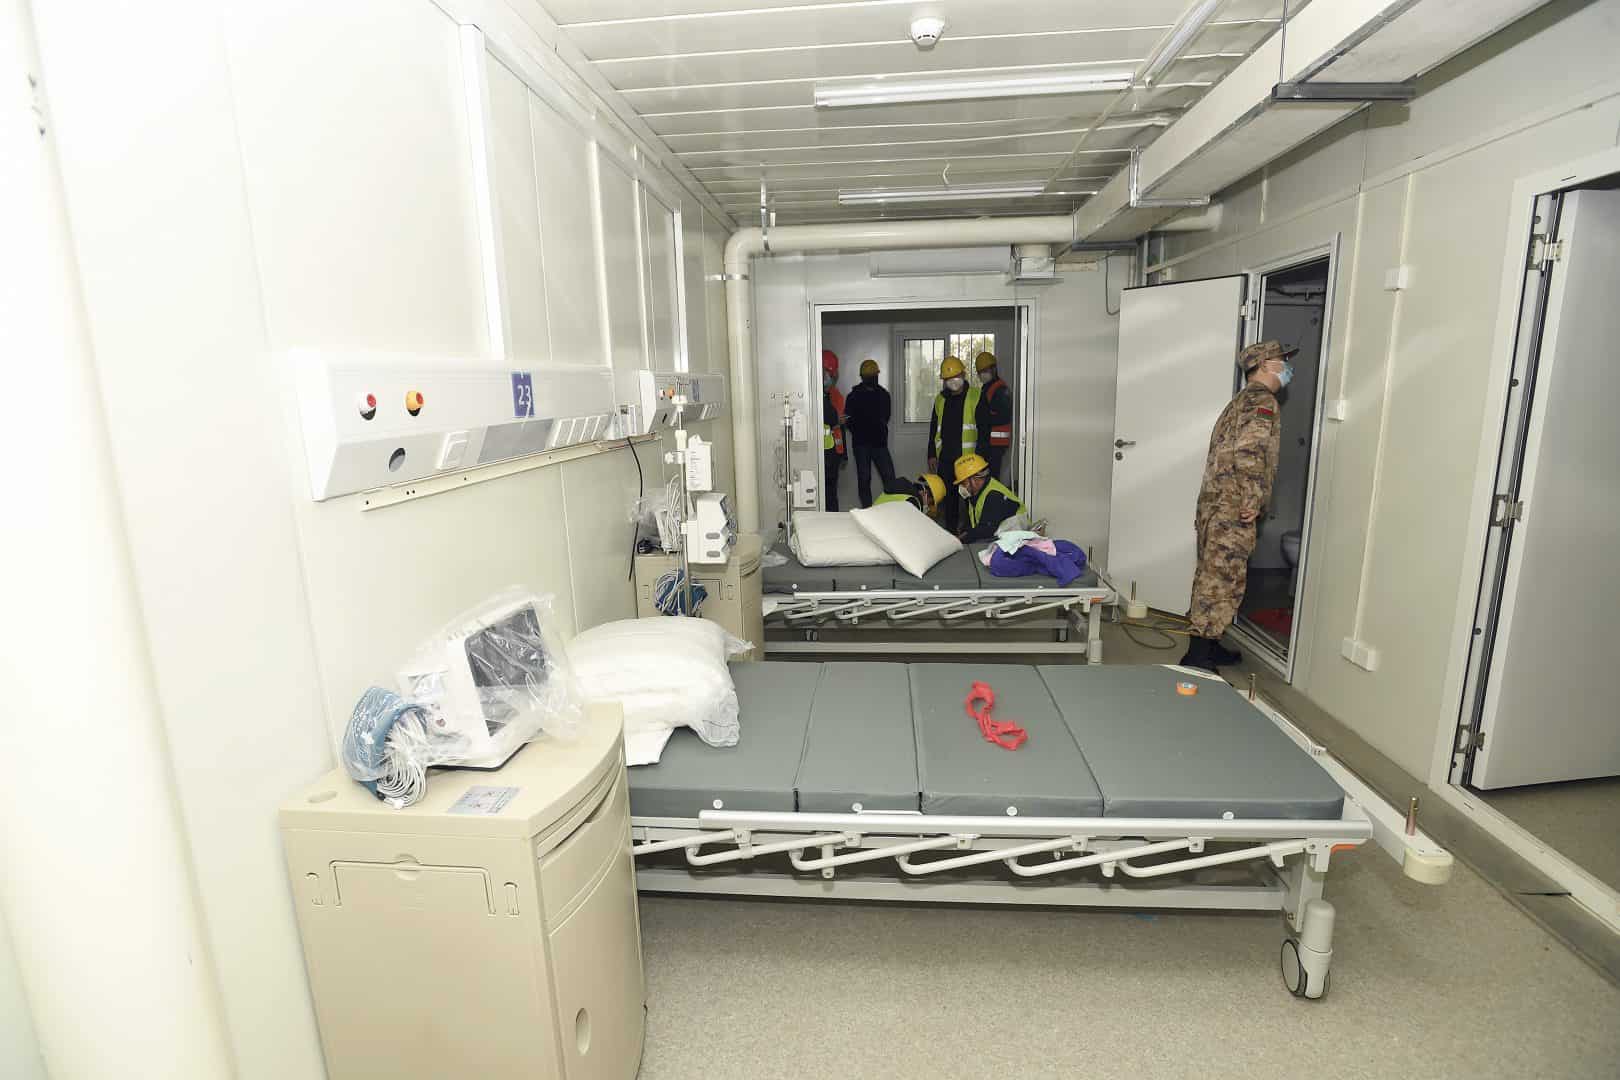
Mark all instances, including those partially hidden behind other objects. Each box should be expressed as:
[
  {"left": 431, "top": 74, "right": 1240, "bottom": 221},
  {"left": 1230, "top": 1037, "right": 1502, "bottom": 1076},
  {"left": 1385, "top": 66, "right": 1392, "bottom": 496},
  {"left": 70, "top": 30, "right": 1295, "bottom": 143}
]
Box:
[
  {"left": 1106, "top": 276, "right": 1246, "bottom": 612},
  {"left": 1472, "top": 189, "right": 1620, "bottom": 789}
]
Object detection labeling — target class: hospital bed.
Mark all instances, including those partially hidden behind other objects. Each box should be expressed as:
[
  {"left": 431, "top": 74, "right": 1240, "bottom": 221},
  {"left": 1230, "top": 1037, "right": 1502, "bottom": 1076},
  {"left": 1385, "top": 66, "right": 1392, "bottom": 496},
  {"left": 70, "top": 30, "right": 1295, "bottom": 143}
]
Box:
[
  {"left": 628, "top": 661, "right": 1452, "bottom": 998},
  {"left": 762, "top": 543, "right": 1117, "bottom": 661}
]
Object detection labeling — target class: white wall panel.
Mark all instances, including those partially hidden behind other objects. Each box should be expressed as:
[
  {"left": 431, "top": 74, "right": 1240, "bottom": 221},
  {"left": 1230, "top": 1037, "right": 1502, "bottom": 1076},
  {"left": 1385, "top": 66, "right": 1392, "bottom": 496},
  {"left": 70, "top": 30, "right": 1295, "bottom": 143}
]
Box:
[
  {"left": 597, "top": 153, "right": 648, "bottom": 370},
  {"left": 531, "top": 94, "right": 607, "bottom": 367},
  {"left": 0, "top": 917, "right": 44, "bottom": 1080},
  {"left": 487, "top": 56, "right": 551, "bottom": 366},
  {"left": 643, "top": 189, "right": 680, "bottom": 368},
  {"left": 227, "top": 0, "right": 484, "bottom": 354},
  {"left": 560, "top": 448, "right": 644, "bottom": 630}
]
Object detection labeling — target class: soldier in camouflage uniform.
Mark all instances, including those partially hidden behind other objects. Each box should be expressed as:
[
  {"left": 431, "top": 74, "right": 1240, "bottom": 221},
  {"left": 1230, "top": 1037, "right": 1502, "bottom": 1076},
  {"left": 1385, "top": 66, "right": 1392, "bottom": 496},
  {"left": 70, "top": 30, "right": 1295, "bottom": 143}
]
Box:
[{"left": 1181, "top": 339, "right": 1295, "bottom": 671}]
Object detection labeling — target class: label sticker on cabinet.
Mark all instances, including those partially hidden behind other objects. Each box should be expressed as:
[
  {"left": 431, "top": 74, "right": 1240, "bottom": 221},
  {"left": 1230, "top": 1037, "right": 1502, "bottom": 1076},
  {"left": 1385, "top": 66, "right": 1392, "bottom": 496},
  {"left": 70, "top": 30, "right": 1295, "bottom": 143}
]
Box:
[
  {"left": 511, "top": 372, "right": 535, "bottom": 418},
  {"left": 449, "top": 785, "right": 521, "bottom": 815}
]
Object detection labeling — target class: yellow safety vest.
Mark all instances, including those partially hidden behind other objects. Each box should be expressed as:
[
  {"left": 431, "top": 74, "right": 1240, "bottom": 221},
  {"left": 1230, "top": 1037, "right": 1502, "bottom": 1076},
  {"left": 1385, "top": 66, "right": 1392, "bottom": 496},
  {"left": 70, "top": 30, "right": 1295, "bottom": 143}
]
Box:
[
  {"left": 874, "top": 492, "right": 915, "bottom": 508},
  {"left": 968, "top": 479, "right": 1026, "bottom": 529},
  {"left": 932, "top": 386, "right": 981, "bottom": 456}
]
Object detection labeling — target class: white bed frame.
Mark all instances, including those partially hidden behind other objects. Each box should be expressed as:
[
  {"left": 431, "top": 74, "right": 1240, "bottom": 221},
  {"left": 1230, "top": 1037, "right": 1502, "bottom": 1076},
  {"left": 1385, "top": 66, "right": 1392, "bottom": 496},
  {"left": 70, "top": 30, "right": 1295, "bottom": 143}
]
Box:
[
  {"left": 763, "top": 580, "right": 1116, "bottom": 661},
  {"left": 629, "top": 671, "right": 1453, "bottom": 999}
]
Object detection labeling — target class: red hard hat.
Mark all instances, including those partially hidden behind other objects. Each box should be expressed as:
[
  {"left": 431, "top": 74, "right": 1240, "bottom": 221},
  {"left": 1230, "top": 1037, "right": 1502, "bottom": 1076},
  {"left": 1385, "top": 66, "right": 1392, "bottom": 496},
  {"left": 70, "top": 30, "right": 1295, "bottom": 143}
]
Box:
[{"left": 821, "top": 349, "right": 839, "bottom": 376}]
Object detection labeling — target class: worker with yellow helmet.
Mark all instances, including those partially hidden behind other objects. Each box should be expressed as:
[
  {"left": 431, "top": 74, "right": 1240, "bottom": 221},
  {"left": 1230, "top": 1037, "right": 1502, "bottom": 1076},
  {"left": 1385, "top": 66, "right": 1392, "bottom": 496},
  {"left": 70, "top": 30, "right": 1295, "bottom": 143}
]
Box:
[
  {"left": 973, "top": 351, "right": 1014, "bottom": 481},
  {"left": 842, "top": 357, "right": 898, "bottom": 507},
  {"left": 954, "top": 453, "right": 1028, "bottom": 542},
  {"left": 926, "top": 355, "right": 979, "bottom": 532},
  {"left": 875, "top": 473, "right": 947, "bottom": 517}
]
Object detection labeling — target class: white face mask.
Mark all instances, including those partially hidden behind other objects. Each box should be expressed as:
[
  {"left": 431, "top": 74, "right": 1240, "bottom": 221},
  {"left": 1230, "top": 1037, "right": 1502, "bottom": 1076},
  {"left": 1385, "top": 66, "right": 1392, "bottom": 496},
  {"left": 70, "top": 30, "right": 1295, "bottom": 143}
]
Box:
[
  {"left": 978, "top": 369, "right": 995, "bottom": 385},
  {"left": 957, "top": 483, "right": 972, "bottom": 499},
  {"left": 945, "top": 376, "right": 966, "bottom": 393}
]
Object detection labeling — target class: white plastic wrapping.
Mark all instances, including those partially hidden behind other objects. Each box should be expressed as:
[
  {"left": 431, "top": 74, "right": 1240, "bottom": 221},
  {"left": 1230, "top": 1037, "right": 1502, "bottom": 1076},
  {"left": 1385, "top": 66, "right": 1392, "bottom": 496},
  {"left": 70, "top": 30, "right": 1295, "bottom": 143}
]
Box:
[
  {"left": 629, "top": 473, "right": 684, "bottom": 552},
  {"left": 394, "top": 589, "right": 583, "bottom": 767},
  {"left": 567, "top": 617, "right": 749, "bottom": 766}
]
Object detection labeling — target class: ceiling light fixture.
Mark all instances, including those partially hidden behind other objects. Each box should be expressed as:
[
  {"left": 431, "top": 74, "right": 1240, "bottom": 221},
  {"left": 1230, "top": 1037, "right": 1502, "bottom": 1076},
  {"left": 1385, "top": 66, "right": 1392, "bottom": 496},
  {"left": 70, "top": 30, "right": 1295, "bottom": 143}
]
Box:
[
  {"left": 837, "top": 183, "right": 1059, "bottom": 205},
  {"left": 815, "top": 71, "right": 1134, "bottom": 109},
  {"left": 1137, "top": 0, "right": 1228, "bottom": 87}
]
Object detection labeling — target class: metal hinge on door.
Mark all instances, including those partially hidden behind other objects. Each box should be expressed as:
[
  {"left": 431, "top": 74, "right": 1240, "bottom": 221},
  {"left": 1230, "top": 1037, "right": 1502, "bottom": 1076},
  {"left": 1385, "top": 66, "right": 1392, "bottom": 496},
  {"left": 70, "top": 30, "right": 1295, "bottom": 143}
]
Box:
[
  {"left": 1527, "top": 234, "right": 1564, "bottom": 271},
  {"left": 1454, "top": 726, "right": 1486, "bottom": 754},
  {"left": 1244, "top": 299, "right": 1258, "bottom": 320},
  {"left": 1490, "top": 493, "right": 1524, "bottom": 527}
]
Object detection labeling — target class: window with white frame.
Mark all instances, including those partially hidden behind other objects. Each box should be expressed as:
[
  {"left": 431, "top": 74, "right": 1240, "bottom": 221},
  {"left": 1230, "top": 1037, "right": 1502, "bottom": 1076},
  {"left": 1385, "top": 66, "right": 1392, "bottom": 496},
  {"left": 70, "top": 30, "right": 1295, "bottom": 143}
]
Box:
[
  {"left": 947, "top": 331, "right": 996, "bottom": 367},
  {"left": 902, "top": 338, "right": 945, "bottom": 422}
]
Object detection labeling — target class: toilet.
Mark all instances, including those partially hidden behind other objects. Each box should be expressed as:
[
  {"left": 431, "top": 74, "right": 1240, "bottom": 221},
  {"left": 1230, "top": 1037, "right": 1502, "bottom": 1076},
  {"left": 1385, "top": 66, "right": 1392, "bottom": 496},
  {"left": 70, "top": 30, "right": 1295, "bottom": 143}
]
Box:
[{"left": 1281, "top": 529, "right": 1302, "bottom": 596}]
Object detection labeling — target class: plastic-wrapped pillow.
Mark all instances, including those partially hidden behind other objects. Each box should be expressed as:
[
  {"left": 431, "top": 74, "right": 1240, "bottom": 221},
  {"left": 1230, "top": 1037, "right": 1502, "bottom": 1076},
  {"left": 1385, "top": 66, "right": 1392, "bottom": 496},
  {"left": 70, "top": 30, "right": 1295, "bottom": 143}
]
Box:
[
  {"left": 568, "top": 617, "right": 749, "bottom": 765},
  {"left": 850, "top": 500, "right": 961, "bottom": 578},
  {"left": 789, "top": 511, "right": 893, "bottom": 567}
]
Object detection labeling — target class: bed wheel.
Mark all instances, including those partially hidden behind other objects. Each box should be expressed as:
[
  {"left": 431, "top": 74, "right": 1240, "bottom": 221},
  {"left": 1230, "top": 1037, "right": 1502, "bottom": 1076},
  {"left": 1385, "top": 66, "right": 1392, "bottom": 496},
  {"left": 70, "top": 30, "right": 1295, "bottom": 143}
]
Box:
[{"left": 1280, "top": 938, "right": 1331, "bottom": 1000}]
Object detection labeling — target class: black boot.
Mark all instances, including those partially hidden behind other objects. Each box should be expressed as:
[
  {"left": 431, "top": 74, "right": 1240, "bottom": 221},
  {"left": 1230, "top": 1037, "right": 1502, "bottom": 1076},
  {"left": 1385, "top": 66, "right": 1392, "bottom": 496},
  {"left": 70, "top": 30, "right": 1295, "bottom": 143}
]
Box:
[
  {"left": 1210, "top": 639, "right": 1242, "bottom": 666},
  {"left": 1179, "top": 636, "right": 1218, "bottom": 672}
]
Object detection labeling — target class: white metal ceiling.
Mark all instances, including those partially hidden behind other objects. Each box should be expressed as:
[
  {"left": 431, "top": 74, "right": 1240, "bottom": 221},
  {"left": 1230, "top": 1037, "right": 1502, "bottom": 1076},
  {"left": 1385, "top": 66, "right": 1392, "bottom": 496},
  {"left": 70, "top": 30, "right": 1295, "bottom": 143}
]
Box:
[{"left": 540, "top": 0, "right": 1309, "bottom": 224}]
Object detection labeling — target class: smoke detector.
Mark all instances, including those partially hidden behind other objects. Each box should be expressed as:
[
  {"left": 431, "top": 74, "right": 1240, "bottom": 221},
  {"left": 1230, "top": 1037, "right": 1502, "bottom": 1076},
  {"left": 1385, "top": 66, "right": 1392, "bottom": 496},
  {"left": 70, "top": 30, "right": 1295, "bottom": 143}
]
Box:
[{"left": 910, "top": 16, "right": 946, "bottom": 49}]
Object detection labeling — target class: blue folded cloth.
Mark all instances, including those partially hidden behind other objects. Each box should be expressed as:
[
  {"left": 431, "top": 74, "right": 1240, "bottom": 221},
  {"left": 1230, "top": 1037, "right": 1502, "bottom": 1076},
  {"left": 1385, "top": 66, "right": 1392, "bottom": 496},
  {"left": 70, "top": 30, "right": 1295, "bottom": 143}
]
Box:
[{"left": 987, "top": 539, "right": 1087, "bottom": 586}]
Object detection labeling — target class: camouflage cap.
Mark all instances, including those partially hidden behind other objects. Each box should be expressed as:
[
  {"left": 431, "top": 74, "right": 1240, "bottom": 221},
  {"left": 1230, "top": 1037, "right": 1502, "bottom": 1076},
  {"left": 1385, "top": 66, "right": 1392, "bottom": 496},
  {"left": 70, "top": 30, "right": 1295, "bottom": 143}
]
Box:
[{"left": 1238, "top": 339, "right": 1300, "bottom": 372}]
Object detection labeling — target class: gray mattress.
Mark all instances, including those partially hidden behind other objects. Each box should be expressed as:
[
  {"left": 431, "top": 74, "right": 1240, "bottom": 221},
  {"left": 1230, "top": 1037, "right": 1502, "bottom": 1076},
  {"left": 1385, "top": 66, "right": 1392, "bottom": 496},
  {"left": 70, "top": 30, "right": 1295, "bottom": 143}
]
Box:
[
  {"left": 761, "top": 544, "right": 839, "bottom": 594},
  {"left": 1039, "top": 666, "right": 1345, "bottom": 820},
  {"left": 628, "top": 662, "right": 1344, "bottom": 822},
  {"left": 894, "top": 547, "right": 982, "bottom": 590}
]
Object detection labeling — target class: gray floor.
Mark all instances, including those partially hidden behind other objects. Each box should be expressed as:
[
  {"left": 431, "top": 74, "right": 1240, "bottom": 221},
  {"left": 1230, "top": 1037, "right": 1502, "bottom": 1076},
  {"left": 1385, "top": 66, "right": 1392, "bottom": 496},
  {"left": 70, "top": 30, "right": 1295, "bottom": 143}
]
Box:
[
  {"left": 1479, "top": 777, "right": 1620, "bottom": 896},
  {"left": 634, "top": 626, "right": 1620, "bottom": 1079}
]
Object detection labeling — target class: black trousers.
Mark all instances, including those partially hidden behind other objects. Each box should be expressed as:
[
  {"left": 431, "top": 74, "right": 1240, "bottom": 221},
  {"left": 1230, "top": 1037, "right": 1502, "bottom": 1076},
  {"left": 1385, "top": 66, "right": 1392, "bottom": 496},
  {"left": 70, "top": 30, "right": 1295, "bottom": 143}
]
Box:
[
  {"left": 824, "top": 449, "right": 843, "bottom": 511},
  {"left": 851, "top": 443, "right": 897, "bottom": 508}
]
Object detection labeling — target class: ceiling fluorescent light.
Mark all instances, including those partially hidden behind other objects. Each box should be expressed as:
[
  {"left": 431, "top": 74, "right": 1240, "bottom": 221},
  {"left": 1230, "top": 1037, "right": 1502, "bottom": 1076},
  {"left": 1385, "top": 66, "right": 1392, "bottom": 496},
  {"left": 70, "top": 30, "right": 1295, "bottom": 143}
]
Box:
[
  {"left": 838, "top": 184, "right": 1051, "bottom": 206},
  {"left": 815, "top": 72, "right": 1133, "bottom": 109},
  {"left": 1138, "top": 0, "right": 1227, "bottom": 87}
]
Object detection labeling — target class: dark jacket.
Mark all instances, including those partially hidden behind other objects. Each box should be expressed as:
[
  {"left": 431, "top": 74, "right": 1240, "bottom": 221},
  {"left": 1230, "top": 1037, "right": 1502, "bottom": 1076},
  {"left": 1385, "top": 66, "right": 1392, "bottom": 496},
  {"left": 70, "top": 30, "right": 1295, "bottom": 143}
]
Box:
[
  {"left": 842, "top": 380, "right": 891, "bottom": 448},
  {"left": 927, "top": 389, "right": 969, "bottom": 463},
  {"left": 977, "top": 377, "right": 1013, "bottom": 449},
  {"left": 961, "top": 480, "right": 1025, "bottom": 543}
]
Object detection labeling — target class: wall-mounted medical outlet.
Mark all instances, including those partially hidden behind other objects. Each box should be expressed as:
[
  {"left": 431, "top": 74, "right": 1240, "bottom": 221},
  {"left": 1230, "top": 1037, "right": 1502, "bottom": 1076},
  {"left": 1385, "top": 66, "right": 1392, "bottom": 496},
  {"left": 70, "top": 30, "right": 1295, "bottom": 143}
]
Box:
[
  {"left": 613, "top": 369, "right": 727, "bottom": 437},
  {"left": 292, "top": 350, "right": 617, "bottom": 501},
  {"left": 1341, "top": 637, "right": 1381, "bottom": 671}
]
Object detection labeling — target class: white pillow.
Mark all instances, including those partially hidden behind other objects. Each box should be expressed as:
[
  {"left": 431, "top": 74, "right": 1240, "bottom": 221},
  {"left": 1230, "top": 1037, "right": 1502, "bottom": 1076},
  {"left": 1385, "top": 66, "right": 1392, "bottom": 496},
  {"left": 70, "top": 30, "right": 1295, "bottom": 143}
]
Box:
[
  {"left": 568, "top": 617, "right": 747, "bottom": 766},
  {"left": 789, "top": 511, "right": 893, "bottom": 567},
  {"left": 850, "top": 501, "right": 961, "bottom": 578}
]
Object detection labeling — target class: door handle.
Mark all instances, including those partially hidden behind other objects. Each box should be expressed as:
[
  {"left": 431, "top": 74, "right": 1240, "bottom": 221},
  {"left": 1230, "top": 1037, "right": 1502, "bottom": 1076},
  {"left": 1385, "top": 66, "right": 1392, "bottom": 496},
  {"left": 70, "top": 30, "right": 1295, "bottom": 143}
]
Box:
[{"left": 1114, "top": 439, "right": 1136, "bottom": 449}]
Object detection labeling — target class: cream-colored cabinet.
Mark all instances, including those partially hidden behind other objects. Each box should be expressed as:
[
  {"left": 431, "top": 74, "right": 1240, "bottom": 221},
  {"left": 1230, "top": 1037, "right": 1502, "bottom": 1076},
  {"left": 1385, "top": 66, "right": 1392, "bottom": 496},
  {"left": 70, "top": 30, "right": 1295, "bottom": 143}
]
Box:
[
  {"left": 635, "top": 531, "right": 763, "bottom": 659},
  {"left": 280, "top": 704, "right": 643, "bottom": 1079}
]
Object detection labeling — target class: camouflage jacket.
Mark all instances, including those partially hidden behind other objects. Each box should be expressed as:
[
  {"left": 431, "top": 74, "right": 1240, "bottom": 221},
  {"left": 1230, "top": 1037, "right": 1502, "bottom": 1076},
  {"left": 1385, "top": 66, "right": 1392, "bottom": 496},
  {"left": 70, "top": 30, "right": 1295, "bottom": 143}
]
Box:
[{"left": 1197, "top": 384, "right": 1281, "bottom": 514}]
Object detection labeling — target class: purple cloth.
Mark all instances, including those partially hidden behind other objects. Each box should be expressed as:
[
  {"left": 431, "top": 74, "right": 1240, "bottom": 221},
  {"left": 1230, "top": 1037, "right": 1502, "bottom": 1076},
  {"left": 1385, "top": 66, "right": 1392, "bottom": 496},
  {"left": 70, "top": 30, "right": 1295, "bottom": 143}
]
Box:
[{"left": 986, "top": 539, "right": 1087, "bottom": 586}]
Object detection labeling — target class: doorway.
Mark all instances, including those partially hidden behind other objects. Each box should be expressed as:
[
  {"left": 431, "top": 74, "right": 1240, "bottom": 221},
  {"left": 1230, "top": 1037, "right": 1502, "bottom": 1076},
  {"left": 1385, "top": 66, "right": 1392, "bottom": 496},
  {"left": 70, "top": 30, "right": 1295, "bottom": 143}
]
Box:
[
  {"left": 816, "top": 304, "right": 1028, "bottom": 514},
  {"left": 1451, "top": 182, "right": 1620, "bottom": 901},
  {"left": 1231, "top": 254, "right": 1333, "bottom": 678}
]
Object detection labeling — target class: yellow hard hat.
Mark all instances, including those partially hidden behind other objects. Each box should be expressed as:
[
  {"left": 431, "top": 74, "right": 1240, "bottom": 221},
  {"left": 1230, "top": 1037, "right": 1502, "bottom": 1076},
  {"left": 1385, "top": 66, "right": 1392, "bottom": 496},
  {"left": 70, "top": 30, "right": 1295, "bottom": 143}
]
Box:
[
  {"left": 920, "top": 473, "right": 946, "bottom": 507},
  {"left": 859, "top": 358, "right": 879, "bottom": 377},
  {"left": 974, "top": 351, "right": 997, "bottom": 373},
  {"left": 940, "top": 355, "right": 965, "bottom": 380},
  {"left": 954, "top": 453, "right": 989, "bottom": 483}
]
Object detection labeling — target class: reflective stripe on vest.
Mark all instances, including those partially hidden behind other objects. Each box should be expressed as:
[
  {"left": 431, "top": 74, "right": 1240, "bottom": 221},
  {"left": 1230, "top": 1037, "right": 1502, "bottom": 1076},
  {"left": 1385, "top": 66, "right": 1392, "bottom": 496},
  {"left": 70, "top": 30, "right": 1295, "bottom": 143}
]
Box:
[
  {"left": 985, "top": 378, "right": 1012, "bottom": 448},
  {"left": 932, "top": 385, "right": 981, "bottom": 455},
  {"left": 968, "top": 479, "right": 1026, "bottom": 528}
]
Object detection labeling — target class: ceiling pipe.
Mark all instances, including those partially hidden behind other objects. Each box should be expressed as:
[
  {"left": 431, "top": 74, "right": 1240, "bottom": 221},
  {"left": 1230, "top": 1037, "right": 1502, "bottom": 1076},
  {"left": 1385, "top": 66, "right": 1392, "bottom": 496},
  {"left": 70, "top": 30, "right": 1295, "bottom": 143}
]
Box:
[{"left": 723, "top": 216, "right": 1077, "bottom": 532}]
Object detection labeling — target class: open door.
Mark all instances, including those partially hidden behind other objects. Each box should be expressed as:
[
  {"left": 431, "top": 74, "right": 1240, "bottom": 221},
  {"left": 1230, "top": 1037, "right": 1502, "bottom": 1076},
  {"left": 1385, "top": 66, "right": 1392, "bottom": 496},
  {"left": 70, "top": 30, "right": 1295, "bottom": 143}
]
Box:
[
  {"left": 1469, "top": 188, "right": 1620, "bottom": 789},
  {"left": 1106, "top": 276, "right": 1246, "bottom": 611}
]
